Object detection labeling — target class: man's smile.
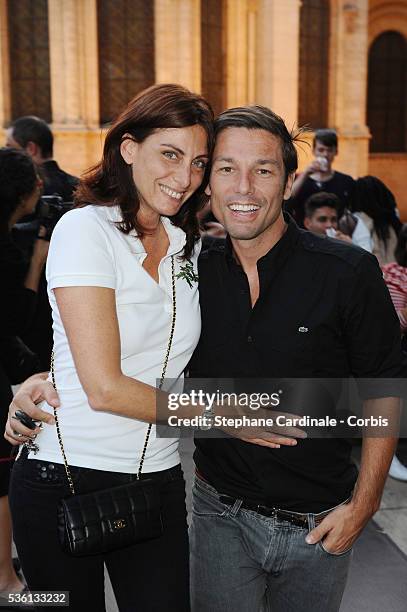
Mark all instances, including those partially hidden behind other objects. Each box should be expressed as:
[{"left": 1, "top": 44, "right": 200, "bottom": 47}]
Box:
[{"left": 227, "top": 203, "right": 261, "bottom": 219}]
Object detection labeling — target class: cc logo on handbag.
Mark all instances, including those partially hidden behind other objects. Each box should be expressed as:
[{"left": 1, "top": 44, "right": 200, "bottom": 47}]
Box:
[{"left": 113, "top": 519, "right": 126, "bottom": 530}]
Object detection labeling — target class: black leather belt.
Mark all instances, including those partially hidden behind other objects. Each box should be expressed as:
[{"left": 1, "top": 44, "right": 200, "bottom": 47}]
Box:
[{"left": 219, "top": 495, "right": 328, "bottom": 528}]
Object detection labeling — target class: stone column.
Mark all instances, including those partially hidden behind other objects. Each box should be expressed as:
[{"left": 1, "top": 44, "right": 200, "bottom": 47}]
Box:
[
  {"left": 48, "top": 0, "right": 99, "bottom": 129},
  {"left": 46, "top": 0, "right": 101, "bottom": 177},
  {"left": 155, "top": 0, "right": 201, "bottom": 92},
  {"left": 247, "top": 0, "right": 257, "bottom": 105},
  {"left": 329, "top": 0, "right": 370, "bottom": 177},
  {"left": 0, "top": 0, "right": 11, "bottom": 128},
  {"left": 225, "top": 0, "right": 249, "bottom": 108},
  {"left": 256, "top": 0, "right": 301, "bottom": 127}
]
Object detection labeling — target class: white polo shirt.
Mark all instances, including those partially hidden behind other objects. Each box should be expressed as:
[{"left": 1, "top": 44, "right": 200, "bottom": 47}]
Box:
[{"left": 28, "top": 205, "right": 201, "bottom": 473}]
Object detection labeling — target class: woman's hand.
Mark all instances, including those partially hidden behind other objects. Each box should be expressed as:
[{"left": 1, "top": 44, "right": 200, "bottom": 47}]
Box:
[
  {"left": 206, "top": 402, "right": 307, "bottom": 449},
  {"left": 227, "top": 409, "right": 306, "bottom": 448},
  {"left": 4, "top": 374, "right": 59, "bottom": 445}
]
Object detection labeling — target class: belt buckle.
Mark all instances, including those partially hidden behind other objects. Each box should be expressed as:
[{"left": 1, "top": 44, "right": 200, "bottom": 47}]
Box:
[
  {"left": 256, "top": 504, "right": 277, "bottom": 518},
  {"left": 276, "top": 508, "right": 307, "bottom": 527},
  {"left": 275, "top": 508, "right": 290, "bottom": 523}
]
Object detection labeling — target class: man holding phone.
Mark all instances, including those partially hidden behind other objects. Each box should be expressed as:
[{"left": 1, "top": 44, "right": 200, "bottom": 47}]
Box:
[{"left": 287, "top": 128, "right": 355, "bottom": 227}]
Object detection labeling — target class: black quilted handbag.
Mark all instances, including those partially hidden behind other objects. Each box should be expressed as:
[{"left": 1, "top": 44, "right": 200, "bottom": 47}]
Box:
[
  {"left": 51, "top": 256, "right": 177, "bottom": 557},
  {"left": 57, "top": 478, "right": 163, "bottom": 557}
]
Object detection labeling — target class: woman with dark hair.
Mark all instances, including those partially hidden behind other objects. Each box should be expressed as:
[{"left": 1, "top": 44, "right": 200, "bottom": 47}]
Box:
[
  {"left": 3, "top": 84, "right": 214, "bottom": 611},
  {"left": 0, "top": 147, "right": 46, "bottom": 597},
  {"left": 351, "top": 175, "right": 402, "bottom": 265},
  {"left": 382, "top": 224, "right": 407, "bottom": 481}
]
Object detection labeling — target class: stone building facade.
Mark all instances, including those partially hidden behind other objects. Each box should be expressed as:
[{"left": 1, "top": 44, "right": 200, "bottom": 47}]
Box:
[{"left": 0, "top": 0, "right": 406, "bottom": 217}]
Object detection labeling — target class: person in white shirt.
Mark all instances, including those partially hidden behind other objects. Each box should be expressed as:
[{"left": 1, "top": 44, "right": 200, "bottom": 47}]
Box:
[{"left": 5, "top": 83, "right": 214, "bottom": 612}]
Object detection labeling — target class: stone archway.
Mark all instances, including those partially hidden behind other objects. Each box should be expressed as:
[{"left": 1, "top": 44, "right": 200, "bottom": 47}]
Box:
[
  {"left": 367, "top": 31, "right": 407, "bottom": 152},
  {"left": 368, "top": 0, "right": 407, "bottom": 219},
  {"left": 369, "top": 0, "right": 407, "bottom": 45}
]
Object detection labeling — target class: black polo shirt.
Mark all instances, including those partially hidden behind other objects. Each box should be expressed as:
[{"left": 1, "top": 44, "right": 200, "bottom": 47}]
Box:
[{"left": 189, "top": 216, "right": 404, "bottom": 512}]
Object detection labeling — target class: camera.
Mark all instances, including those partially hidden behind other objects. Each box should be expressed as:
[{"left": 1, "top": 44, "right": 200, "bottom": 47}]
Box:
[
  {"left": 37, "top": 195, "right": 72, "bottom": 241},
  {"left": 13, "top": 196, "right": 72, "bottom": 251}
]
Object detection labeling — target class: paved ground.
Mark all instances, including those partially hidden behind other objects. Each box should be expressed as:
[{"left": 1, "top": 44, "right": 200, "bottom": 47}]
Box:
[
  {"left": 375, "top": 440, "right": 407, "bottom": 557},
  {"left": 104, "top": 438, "right": 407, "bottom": 612}
]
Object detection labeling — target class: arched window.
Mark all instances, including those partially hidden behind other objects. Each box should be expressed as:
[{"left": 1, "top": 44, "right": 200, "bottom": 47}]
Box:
[
  {"left": 298, "top": 0, "right": 330, "bottom": 129},
  {"left": 367, "top": 31, "right": 407, "bottom": 153},
  {"left": 97, "top": 0, "right": 155, "bottom": 125},
  {"left": 201, "top": 0, "right": 225, "bottom": 116},
  {"left": 7, "top": 0, "right": 51, "bottom": 122}
]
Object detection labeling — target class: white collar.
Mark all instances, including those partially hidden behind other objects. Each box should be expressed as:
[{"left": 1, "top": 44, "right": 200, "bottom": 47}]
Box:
[{"left": 105, "top": 205, "right": 186, "bottom": 256}]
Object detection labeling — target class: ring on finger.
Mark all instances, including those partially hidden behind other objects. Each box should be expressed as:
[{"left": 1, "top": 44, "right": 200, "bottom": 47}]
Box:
[{"left": 12, "top": 431, "right": 23, "bottom": 438}]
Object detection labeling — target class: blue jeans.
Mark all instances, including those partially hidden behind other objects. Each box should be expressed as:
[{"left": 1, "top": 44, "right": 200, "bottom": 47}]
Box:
[{"left": 190, "top": 475, "right": 352, "bottom": 612}]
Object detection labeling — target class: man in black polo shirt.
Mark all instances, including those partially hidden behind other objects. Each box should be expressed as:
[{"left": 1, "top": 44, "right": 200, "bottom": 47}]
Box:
[{"left": 189, "top": 107, "right": 403, "bottom": 611}]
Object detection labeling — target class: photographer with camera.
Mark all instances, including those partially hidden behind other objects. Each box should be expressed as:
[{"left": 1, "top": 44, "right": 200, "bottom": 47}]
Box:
[
  {"left": 0, "top": 147, "right": 48, "bottom": 598},
  {"left": 6, "top": 116, "right": 78, "bottom": 203},
  {"left": 6, "top": 116, "right": 77, "bottom": 369}
]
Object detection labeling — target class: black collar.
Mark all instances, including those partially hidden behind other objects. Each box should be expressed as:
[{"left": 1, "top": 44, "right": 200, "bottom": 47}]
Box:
[{"left": 224, "top": 213, "right": 301, "bottom": 268}]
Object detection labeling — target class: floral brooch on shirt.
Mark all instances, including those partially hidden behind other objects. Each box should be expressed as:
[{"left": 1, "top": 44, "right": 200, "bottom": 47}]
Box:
[{"left": 175, "top": 261, "right": 199, "bottom": 288}]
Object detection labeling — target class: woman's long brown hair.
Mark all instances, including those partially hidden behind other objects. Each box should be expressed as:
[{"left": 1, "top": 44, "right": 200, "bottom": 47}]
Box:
[{"left": 75, "top": 84, "right": 214, "bottom": 259}]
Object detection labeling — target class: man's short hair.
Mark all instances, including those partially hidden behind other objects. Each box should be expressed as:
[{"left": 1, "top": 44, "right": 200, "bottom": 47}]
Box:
[
  {"left": 313, "top": 129, "right": 338, "bottom": 150},
  {"left": 214, "top": 105, "right": 302, "bottom": 182},
  {"left": 9, "top": 115, "right": 53, "bottom": 158},
  {"left": 304, "top": 192, "right": 341, "bottom": 218}
]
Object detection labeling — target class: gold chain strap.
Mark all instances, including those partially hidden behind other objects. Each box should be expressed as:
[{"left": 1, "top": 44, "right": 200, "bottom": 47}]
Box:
[
  {"left": 50, "top": 255, "right": 177, "bottom": 495},
  {"left": 50, "top": 350, "right": 76, "bottom": 494},
  {"left": 136, "top": 255, "right": 176, "bottom": 478}
]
